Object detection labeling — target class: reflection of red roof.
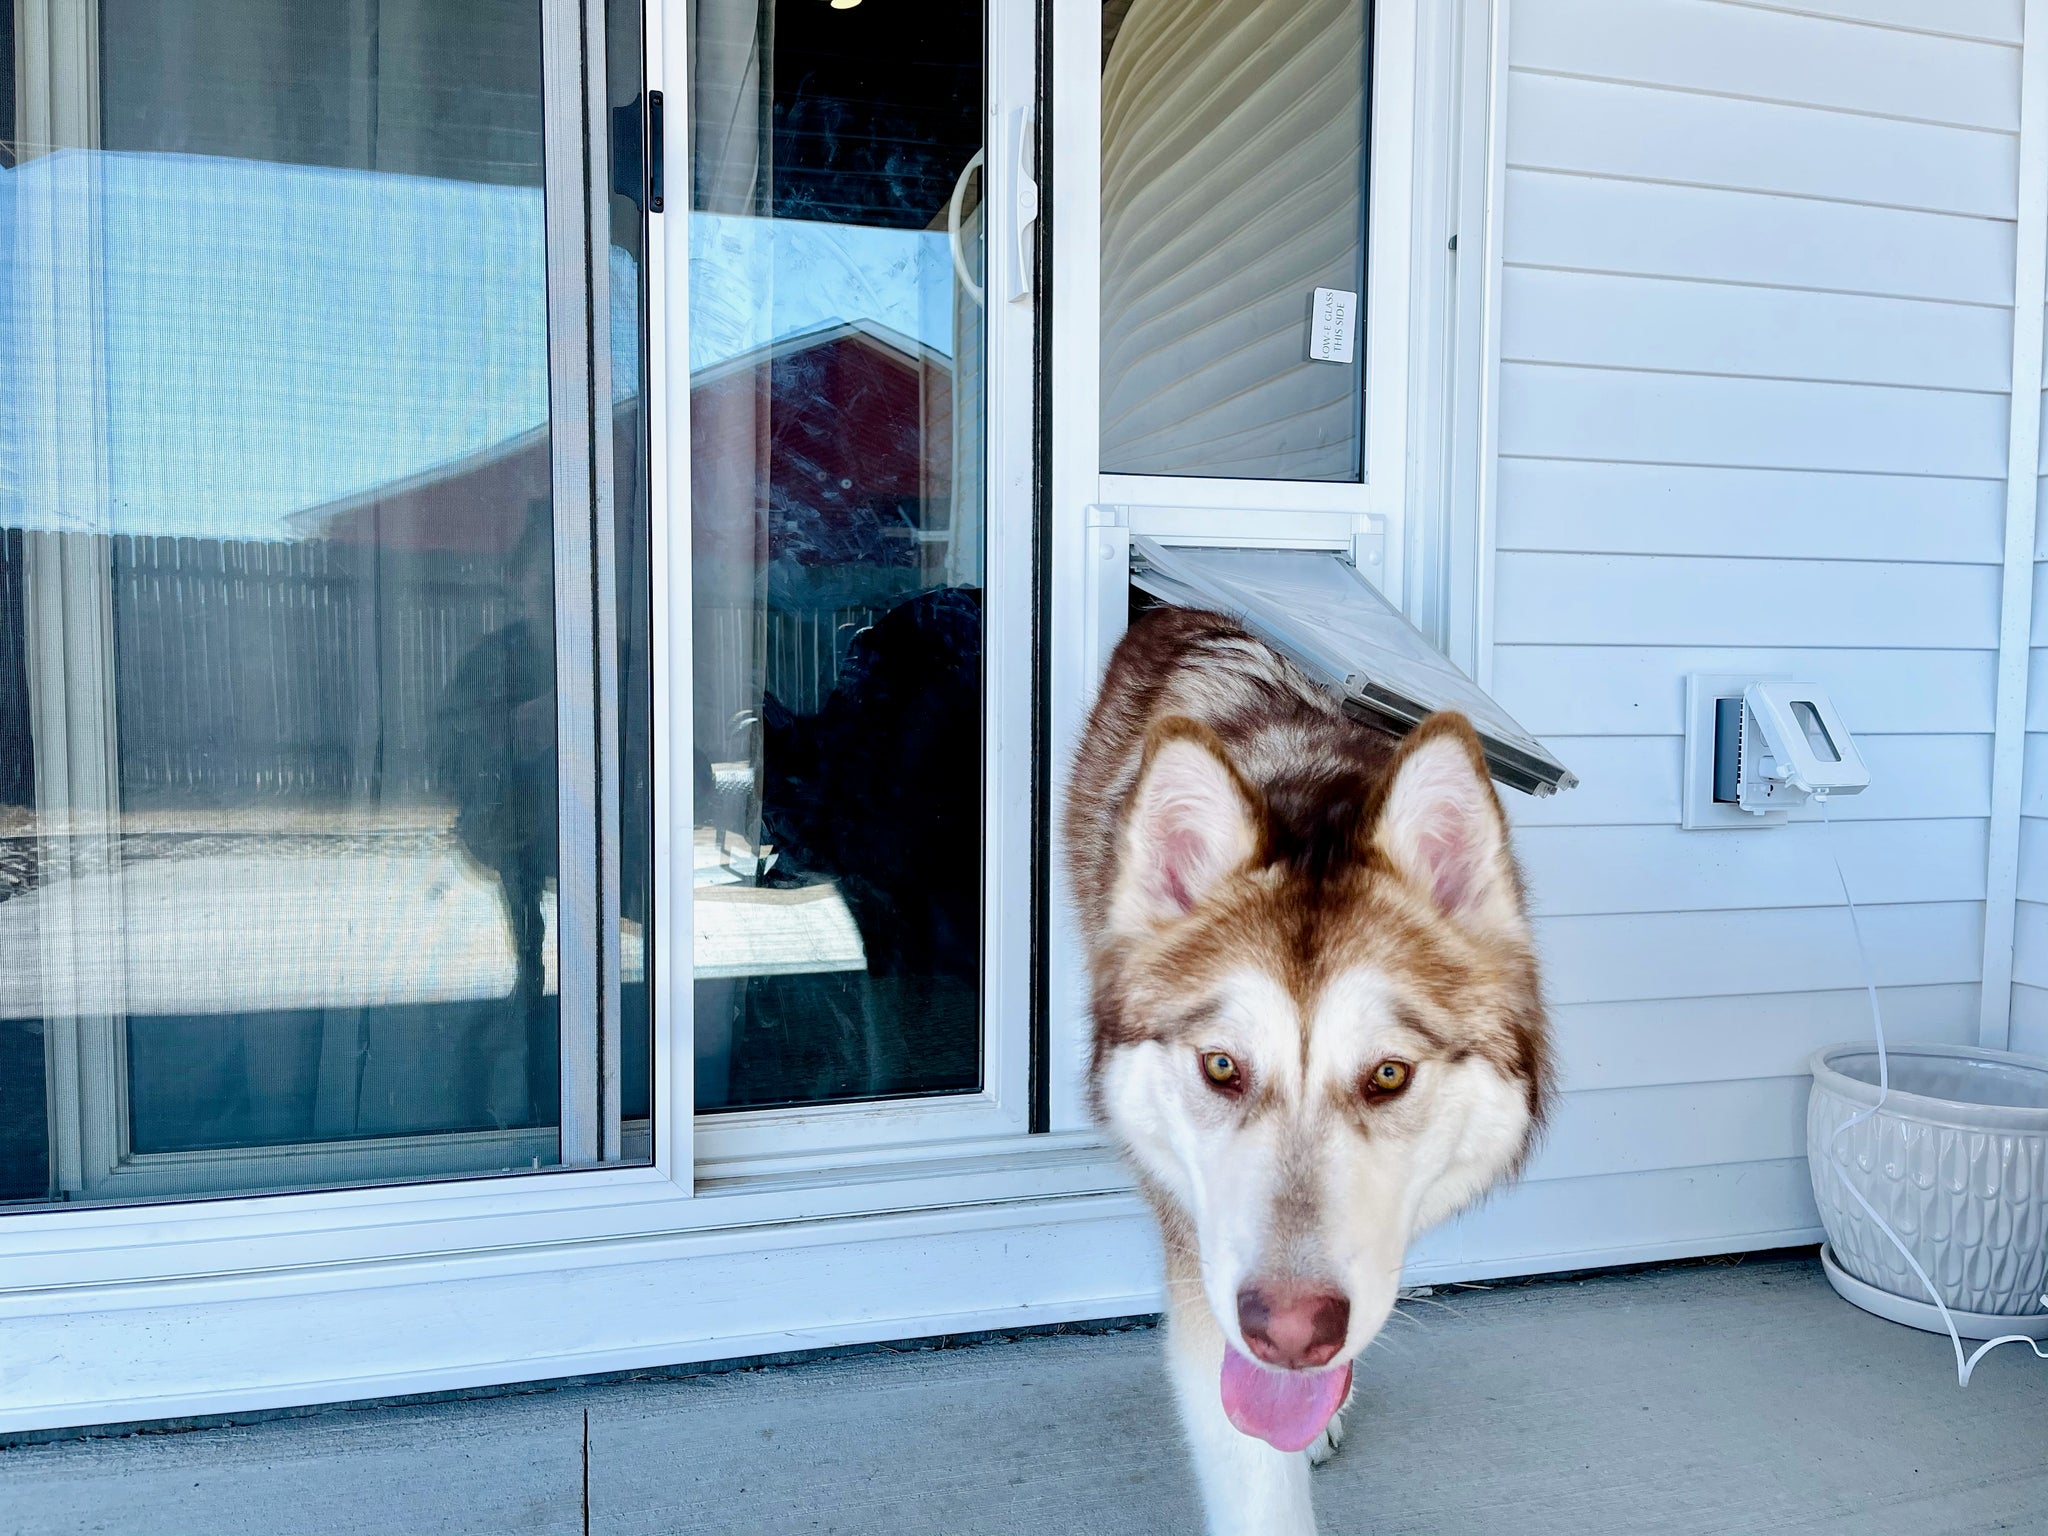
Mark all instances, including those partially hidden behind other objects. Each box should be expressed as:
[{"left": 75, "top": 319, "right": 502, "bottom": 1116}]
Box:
[
  {"left": 295, "top": 406, "right": 641, "bottom": 557},
  {"left": 691, "top": 323, "right": 953, "bottom": 562},
  {"left": 295, "top": 321, "right": 950, "bottom": 560}
]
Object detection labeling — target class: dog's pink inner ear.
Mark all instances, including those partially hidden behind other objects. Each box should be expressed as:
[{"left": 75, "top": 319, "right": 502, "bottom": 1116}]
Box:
[
  {"left": 1414, "top": 818, "right": 1476, "bottom": 913},
  {"left": 1113, "top": 732, "right": 1260, "bottom": 930},
  {"left": 1158, "top": 829, "right": 1204, "bottom": 911},
  {"left": 1374, "top": 723, "right": 1523, "bottom": 938}
]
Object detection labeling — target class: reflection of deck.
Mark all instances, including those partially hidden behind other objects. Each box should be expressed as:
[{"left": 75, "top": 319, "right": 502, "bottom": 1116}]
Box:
[
  {"left": 694, "top": 884, "right": 866, "bottom": 981},
  {"left": 0, "top": 818, "right": 865, "bottom": 1020},
  {"left": 692, "top": 826, "right": 867, "bottom": 981},
  {"left": 0, "top": 827, "right": 642, "bottom": 1021}
]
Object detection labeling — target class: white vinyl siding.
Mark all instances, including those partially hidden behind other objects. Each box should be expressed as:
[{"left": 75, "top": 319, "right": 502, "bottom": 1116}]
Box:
[{"left": 1423, "top": 0, "right": 2021, "bottom": 1275}]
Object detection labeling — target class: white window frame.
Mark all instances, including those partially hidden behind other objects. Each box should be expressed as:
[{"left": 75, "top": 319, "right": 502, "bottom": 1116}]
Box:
[{"left": 0, "top": 0, "right": 1508, "bottom": 1433}]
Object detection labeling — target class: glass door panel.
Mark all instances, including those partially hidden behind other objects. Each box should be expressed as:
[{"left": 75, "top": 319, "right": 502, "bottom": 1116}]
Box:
[
  {"left": 0, "top": 0, "right": 651, "bottom": 1204},
  {"left": 687, "top": 0, "right": 991, "bottom": 1112}
]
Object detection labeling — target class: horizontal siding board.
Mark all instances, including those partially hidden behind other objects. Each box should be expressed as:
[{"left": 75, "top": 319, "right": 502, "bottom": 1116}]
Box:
[
  {"left": 1513, "top": 0, "right": 2021, "bottom": 132},
  {"left": 2021, "top": 649, "right": 2048, "bottom": 729},
  {"left": 1510, "top": 737, "right": 1685, "bottom": 825},
  {"left": 1507, "top": 71, "right": 2019, "bottom": 217},
  {"left": 2013, "top": 897, "right": 2048, "bottom": 988},
  {"left": 1499, "top": 363, "right": 2009, "bottom": 478},
  {"left": 1495, "top": 459, "right": 2005, "bottom": 564},
  {"left": 1407, "top": 1157, "right": 1821, "bottom": 1276},
  {"left": 2012, "top": 982, "right": 2048, "bottom": 1057},
  {"left": 1494, "top": 552, "right": 1999, "bottom": 648},
  {"left": 1517, "top": 819, "right": 1986, "bottom": 916},
  {"left": 2021, "top": 818, "right": 2048, "bottom": 902},
  {"left": 2025, "top": 734, "right": 2048, "bottom": 816},
  {"left": 1535, "top": 901, "right": 1983, "bottom": 1004},
  {"left": 1725, "top": 1, "right": 2020, "bottom": 47},
  {"left": 1503, "top": 170, "right": 2016, "bottom": 306},
  {"left": 2019, "top": 824, "right": 2048, "bottom": 903},
  {"left": 1553, "top": 983, "right": 1978, "bottom": 1091},
  {"left": 1501, "top": 267, "right": 2013, "bottom": 391},
  {"left": 1525, "top": 1076, "right": 1811, "bottom": 1183},
  {"left": 1492, "top": 646, "right": 1996, "bottom": 737},
  {"left": 1508, "top": 733, "right": 1993, "bottom": 828}
]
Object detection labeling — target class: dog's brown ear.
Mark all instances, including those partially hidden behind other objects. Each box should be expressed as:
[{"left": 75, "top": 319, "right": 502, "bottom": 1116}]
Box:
[
  {"left": 1368, "top": 713, "right": 1526, "bottom": 941},
  {"left": 1109, "top": 718, "right": 1264, "bottom": 934}
]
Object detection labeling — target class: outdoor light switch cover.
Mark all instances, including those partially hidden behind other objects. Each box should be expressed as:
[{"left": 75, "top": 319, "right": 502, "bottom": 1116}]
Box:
[{"left": 1309, "top": 287, "right": 1356, "bottom": 363}]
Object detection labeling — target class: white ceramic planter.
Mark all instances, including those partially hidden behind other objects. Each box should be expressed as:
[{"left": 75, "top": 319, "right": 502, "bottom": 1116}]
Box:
[{"left": 1807, "top": 1042, "right": 2048, "bottom": 1339}]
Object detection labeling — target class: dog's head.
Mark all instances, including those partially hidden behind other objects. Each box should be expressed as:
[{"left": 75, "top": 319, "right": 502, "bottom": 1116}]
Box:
[{"left": 1090, "top": 710, "right": 1548, "bottom": 1449}]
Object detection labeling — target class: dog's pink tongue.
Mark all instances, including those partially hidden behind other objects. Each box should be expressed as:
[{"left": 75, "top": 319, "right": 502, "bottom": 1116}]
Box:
[{"left": 1219, "top": 1346, "right": 1351, "bottom": 1453}]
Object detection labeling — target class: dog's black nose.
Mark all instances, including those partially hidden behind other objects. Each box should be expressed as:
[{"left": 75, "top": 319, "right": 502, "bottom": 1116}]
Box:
[{"left": 1236, "top": 1283, "right": 1350, "bottom": 1369}]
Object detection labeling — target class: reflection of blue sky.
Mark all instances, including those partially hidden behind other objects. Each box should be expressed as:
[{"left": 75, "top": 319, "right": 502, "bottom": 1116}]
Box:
[
  {"left": 688, "top": 212, "right": 961, "bottom": 374},
  {"left": 0, "top": 150, "right": 639, "bottom": 543}
]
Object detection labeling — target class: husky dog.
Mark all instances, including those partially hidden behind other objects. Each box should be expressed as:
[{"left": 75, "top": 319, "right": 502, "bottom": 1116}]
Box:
[{"left": 1066, "top": 607, "right": 1551, "bottom": 1536}]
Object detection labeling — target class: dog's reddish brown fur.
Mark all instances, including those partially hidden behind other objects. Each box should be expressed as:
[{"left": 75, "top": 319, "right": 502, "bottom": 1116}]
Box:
[{"left": 1065, "top": 605, "right": 1552, "bottom": 1142}]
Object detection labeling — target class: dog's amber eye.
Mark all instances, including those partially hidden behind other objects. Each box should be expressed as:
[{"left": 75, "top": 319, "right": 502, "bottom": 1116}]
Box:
[
  {"left": 1366, "top": 1059, "right": 1411, "bottom": 1096},
  {"left": 1201, "top": 1051, "right": 1241, "bottom": 1090}
]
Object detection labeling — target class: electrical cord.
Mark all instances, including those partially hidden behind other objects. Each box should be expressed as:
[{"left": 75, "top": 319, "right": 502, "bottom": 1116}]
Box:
[{"left": 1818, "top": 795, "right": 2048, "bottom": 1385}]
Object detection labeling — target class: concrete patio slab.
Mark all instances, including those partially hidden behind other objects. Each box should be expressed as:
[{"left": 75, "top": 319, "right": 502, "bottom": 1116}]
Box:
[{"left": 6, "top": 1251, "right": 2045, "bottom": 1535}]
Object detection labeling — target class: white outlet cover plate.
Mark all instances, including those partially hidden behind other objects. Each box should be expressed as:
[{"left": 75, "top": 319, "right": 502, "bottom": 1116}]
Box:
[{"left": 1683, "top": 673, "right": 1788, "bottom": 829}]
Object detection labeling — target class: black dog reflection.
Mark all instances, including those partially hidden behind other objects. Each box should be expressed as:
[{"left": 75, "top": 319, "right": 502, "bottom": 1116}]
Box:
[
  {"left": 762, "top": 586, "right": 981, "bottom": 978},
  {"left": 436, "top": 509, "right": 558, "bottom": 1126},
  {"left": 720, "top": 586, "right": 983, "bottom": 1103}
]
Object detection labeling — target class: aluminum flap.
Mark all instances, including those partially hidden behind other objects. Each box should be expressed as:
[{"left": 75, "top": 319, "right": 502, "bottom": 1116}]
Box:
[{"left": 1129, "top": 537, "right": 1577, "bottom": 796}]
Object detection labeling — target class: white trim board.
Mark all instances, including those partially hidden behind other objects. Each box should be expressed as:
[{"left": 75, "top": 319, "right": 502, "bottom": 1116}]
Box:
[
  {"left": 1981, "top": 0, "right": 2048, "bottom": 1048},
  {"left": 1, "top": 1161, "right": 1821, "bottom": 1433}
]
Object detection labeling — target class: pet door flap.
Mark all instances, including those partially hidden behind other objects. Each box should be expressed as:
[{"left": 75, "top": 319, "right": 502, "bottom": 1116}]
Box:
[{"left": 1129, "top": 537, "right": 1577, "bottom": 796}]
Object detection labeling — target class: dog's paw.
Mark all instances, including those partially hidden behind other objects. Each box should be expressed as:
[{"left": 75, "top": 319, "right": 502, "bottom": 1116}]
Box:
[{"left": 1306, "top": 1405, "right": 1346, "bottom": 1467}]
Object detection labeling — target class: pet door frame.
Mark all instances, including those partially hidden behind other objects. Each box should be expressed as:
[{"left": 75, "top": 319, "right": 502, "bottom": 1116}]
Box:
[{"left": 1043, "top": 0, "right": 1506, "bottom": 1130}]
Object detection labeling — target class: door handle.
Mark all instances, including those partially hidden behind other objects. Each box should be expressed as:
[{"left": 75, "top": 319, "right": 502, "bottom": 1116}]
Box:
[
  {"left": 948, "top": 149, "right": 986, "bottom": 309},
  {"left": 1009, "top": 107, "right": 1038, "bottom": 304}
]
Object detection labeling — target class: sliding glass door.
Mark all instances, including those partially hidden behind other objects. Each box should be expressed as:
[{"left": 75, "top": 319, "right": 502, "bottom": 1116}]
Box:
[
  {"left": 0, "top": 0, "right": 1040, "bottom": 1206},
  {"left": 0, "top": 0, "right": 652, "bottom": 1203},
  {"left": 685, "top": 0, "right": 1037, "bottom": 1144}
]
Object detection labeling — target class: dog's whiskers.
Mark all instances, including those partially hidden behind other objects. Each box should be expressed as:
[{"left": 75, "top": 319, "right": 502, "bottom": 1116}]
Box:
[{"left": 1395, "top": 1292, "right": 1463, "bottom": 1319}]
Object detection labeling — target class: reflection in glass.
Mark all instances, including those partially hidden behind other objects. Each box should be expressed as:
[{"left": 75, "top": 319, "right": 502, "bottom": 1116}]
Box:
[
  {"left": 0, "top": 0, "right": 649, "bottom": 1204},
  {"left": 688, "top": 0, "right": 985, "bottom": 1111},
  {"left": 1100, "top": 0, "right": 1369, "bottom": 481}
]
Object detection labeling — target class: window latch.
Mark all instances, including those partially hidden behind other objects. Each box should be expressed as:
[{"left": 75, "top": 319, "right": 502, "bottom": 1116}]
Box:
[{"left": 611, "top": 91, "right": 663, "bottom": 213}]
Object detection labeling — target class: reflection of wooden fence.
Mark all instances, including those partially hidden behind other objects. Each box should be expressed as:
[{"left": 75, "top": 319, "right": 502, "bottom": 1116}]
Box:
[
  {"left": 696, "top": 603, "right": 879, "bottom": 761},
  {"left": 0, "top": 531, "right": 517, "bottom": 807},
  {"left": 0, "top": 531, "right": 896, "bottom": 808}
]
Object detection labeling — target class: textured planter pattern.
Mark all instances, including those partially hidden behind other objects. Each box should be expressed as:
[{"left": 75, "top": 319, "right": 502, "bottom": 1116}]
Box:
[{"left": 1808, "top": 1045, "right": 2048, "bottom": 1321}]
